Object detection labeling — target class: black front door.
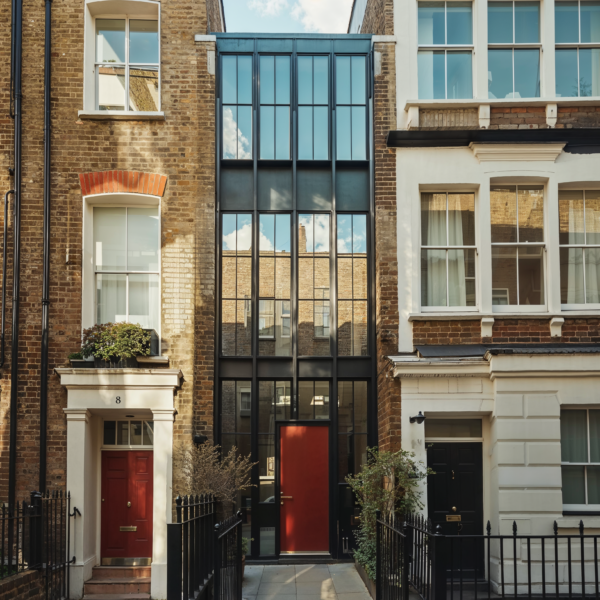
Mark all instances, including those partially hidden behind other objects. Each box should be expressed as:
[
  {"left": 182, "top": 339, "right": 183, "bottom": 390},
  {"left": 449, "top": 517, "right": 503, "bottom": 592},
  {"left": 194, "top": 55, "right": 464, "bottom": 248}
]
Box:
[{"left": 427, "top": 442, "right": 483, "bottom": 578}]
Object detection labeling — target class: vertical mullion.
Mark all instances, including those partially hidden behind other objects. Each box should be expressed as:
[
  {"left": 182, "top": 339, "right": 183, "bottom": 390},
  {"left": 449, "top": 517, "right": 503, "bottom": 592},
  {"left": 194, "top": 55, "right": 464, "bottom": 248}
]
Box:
[
  {"left": 446, "top": 194, "right": 450, "bottom": 306},
  {"left": 125, "top": 208, "right": 129, "bottom": 321},
  {"left": 515, "top": 187, "right": 520, "bottom": 306},
  {"left": 578, "top": 48, "right": 581, "bottom": 96},
  {"left": 125, "top": 18, "right": 129, "bottom": 111},
  {"left": 583, "top": 192, "right": 587, "bottom": 302}
]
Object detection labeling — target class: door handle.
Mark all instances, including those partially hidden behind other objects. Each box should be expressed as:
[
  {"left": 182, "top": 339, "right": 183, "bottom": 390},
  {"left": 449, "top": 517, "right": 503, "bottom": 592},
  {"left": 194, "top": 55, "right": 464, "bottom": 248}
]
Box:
[
  {"left": 127, "top": 502, "right": 131, "bottom": 508},
  {"left": 281, "top": 496, "right": 293, "bottom": 499}
]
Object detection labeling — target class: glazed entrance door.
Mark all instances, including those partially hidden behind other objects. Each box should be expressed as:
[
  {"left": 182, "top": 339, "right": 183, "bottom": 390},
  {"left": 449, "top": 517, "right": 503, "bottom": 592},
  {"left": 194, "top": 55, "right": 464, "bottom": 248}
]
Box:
[
  {"left": 280, "top": 425, "right": 329, "bottom": 553},
  {"left": 101, "top": 451, "right": 153, "bottom": 564}
]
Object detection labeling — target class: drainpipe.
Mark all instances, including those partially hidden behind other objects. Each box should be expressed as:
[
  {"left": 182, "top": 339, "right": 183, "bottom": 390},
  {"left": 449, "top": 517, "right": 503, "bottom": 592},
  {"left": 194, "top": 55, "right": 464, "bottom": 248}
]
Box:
[
  {"left": 39, "top": 0, "right": 52, "bottom": 494},
  {"left": 0, "top": 191, "right": 13, "bottom": 370},
  {"left": 8, "top": 0, "right": 23, "bottom": 515}
]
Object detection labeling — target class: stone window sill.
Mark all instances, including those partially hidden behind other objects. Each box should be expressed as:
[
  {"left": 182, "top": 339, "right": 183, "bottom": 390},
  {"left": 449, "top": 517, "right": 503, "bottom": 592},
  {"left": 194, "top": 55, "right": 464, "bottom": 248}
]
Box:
[
  {"left": 78, "top": 110, "right": 166, "bottom": 121},
  {"left": 408, "top": 311, "right": 600, "bottom": 321}
]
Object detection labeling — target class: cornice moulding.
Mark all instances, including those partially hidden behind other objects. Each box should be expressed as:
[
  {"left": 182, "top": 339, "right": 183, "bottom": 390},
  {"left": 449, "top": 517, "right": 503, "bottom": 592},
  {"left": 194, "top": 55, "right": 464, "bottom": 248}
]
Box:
[{"left": 469, "top": 142, "right": 565, "bottom": 162}]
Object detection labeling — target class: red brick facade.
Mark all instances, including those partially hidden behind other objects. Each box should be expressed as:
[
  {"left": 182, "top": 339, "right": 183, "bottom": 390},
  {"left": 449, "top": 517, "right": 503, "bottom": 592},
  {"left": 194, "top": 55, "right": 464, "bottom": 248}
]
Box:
[
  {"left": 0, "top": 570, "right": 44, "bottom": 600},
  {"left": 78, "top": 170, "right": 168, "bottom": 197}
]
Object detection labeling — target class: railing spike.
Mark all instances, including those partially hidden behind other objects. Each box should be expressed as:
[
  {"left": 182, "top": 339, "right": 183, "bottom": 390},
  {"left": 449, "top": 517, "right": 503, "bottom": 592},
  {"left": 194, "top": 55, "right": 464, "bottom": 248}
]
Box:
[
  {"left": 513, "top": 520, "right": 517, "bottom": 535},
  {"left": 487, "top": 520, "right": 491, "bottom": 535},
  {"left": 580, "top": 520, "right": 584, "bottom": 535},
  {"left": 554, "top": 520, "right": 558, "bottom": 535}
]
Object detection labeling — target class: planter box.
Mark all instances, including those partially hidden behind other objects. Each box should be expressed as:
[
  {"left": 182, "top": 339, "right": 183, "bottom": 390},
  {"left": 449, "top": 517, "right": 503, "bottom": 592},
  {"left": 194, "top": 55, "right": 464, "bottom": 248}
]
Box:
[
  {"left": 355, "top": 557, "right": 376, "bottom": 600},
  {"left": 69, "top": 359, "right": 90, "bottom": 369},
  {"left": 93, "top": 357, "right": 138, "bottom": 369}
]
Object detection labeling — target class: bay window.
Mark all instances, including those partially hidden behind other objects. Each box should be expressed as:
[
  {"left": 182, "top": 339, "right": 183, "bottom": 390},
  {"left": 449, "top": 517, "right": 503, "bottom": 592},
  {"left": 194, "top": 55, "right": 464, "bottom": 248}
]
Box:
[
  {"left": 418, "top": 1, "right": 473, "bottom": 99},
  {"left": 420, "top": 192, "right": 476, "bottom": 308},
  {"left": 559, "top": 190, "right": 600, "bottom": 306},
  {"left": 488, "top": 1, "right": 540, "bottom": 99}
]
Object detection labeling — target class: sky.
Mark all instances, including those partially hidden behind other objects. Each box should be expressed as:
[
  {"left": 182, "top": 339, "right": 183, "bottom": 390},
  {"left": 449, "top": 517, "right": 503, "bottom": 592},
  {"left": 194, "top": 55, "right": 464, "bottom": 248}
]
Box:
[{"left": 222, "top": 0, "right": 355, "bottom": 34}]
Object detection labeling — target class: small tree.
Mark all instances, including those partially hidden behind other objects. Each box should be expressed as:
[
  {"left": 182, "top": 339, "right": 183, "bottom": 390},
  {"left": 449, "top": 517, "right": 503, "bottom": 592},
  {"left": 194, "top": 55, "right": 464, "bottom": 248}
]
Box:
[{"left": 346, "top": 446, "right": 431, "bottom": 581}]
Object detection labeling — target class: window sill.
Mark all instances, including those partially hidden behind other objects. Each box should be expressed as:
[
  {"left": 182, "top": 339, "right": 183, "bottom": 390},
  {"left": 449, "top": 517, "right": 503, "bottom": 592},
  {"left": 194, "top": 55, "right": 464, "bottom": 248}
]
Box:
[
  {"left": 404, "top": 97, "right": 600, "bottom": 110},
  {"left": 78, "top": 110, "right": 166, "bottom": 121},
  {"left": 558, "top": 515, "right": 600, "bottom": 527},
  {"left": 408, "top": 311, "right": 600, "bottom": 321}
]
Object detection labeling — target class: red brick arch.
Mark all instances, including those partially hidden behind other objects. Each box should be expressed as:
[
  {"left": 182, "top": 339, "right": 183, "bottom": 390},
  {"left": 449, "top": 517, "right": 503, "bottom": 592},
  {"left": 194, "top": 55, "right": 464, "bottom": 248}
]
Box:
[{"left": 79, "top": 170, "right": 168, "bottom": 197}]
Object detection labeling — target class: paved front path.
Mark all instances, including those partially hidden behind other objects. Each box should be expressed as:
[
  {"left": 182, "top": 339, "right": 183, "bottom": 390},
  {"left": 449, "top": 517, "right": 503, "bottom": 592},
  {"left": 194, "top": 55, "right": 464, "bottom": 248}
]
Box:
[{"left": 243, "top": 563, "right": 371, "bottom": 600}]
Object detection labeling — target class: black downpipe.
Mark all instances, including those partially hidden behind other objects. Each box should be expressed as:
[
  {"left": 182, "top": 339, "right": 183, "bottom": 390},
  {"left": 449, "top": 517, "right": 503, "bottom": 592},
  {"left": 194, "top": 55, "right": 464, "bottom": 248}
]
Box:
[
  {"left": 8, "top": 0, "right": 23, "bottom": 515},
  {"left": 39, "top": 0, "right": 52, "bottom": 493},
  {"left": 0, "top": 191, "right": 13, "bottom": 369}
]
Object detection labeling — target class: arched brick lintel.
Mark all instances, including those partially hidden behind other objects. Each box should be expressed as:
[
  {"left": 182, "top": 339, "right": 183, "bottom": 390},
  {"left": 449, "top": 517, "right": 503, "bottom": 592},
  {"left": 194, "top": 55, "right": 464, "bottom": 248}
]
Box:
[{"left": 79, "top": 170, "right": 168, "bottom": 197}]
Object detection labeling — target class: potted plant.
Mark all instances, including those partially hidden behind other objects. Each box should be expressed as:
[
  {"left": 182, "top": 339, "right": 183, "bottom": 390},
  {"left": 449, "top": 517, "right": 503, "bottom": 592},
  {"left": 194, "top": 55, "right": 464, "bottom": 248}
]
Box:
[
  {"left": 68, "top": 352, "right": 89, "bottom": 368},
  {"left": 81, "top": 322, "right": 151, "bottom": 368}
]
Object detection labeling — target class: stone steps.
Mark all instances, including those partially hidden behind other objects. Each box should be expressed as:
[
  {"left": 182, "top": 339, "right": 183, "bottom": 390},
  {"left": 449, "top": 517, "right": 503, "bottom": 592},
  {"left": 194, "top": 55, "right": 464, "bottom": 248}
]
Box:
[{"left": 82, "top": 566, "right": 151, "bottom": 599}]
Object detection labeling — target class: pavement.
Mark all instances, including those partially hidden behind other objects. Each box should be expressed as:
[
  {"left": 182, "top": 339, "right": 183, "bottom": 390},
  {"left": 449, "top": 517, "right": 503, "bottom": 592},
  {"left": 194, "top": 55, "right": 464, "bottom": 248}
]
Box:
[{"left": 242, "top": 563, "right": 372, "bottom": 600}]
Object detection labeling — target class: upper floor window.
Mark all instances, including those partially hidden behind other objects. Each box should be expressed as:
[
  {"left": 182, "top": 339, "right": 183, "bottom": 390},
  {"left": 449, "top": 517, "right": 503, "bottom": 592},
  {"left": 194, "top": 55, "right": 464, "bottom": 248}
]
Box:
[
  {"left": 559, "top": 190, "right": 600, "bottom": 306},
  {"left": 561, "top": 409, "right": 600, "bottom": 510},
  {"left": 555, "top": 1, "right": 600, "bottom": 97},
  {"left": 336, "top": 56, "right": 367, "bottom": 160},
  {"left": 260, "top": 56, "right": 291, "bottom": 160},
  {"left": 488, "top": 1, "right": 540, "bottom": 99},
  {"left": 93, "top": 206, "right": 159, "bottom": 330},
  {"left": 490, "top": 185, "right": 544, "bottom": 308},
  {"left": 420, "top": 193, "right": 476, "bottom": 308},
  {"left": 298, "top": 56, "right": 329, "bottom": 160},
  {"left": 95, "top": 18, "right": 159, "bottom": 111},
  {"left": 417, "top": 1, "right": 473, "bottom": 99},
  {"left": 222, "top": 55, "right": 253, "bottom": 159}
]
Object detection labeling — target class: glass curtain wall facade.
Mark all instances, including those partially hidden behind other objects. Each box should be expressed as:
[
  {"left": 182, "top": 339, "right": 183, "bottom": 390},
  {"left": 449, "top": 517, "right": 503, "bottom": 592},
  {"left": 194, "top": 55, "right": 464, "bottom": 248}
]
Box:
[{"left": 215, "top": 34, "right": 375, "bottom": 560}]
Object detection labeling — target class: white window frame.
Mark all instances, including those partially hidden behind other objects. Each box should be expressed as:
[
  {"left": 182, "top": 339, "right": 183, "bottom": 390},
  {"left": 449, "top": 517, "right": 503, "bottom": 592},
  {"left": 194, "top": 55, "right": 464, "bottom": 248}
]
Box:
[
  {"left": 417, "top": 0, "right": 475, "bottom": 100},
  {"left": 420, "top": 191, "right": 478, "bottom": 312},
  {"left": 561, "top": 408, "right": 600, "bottom": 512},
  {"left": 491, "top": 184, "right": 547, "bottom": 313},
  {"left": 487, "top": 0, "right": 542, "bottom": 99},
  {"left": 83, "top": 0, "right": 161, "bottom": 114},
  {"left": 555, "top": 0, "right": 600, "bottom": 98},
  {"left": 559, "top": 189, "right": 600, "bottom": 310},
  {"left": 314, "top": 287, "right": 331, "bottom": 338},
  {"left": 102, "top": 418, "right": 155, "bottom": 449}
]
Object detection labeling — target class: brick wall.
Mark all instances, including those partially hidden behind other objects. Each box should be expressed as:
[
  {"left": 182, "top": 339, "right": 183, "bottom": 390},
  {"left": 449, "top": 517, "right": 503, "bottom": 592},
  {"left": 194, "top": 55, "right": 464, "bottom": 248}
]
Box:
[
  {"left": 0, "top": 0, "right": 222, "bottom": 499},
  {"left": 556, "top": 106, "right": 600, "bottom": 128},
  {"left": 489, "top": 107, "right": 548, "bottom": 129},
  {"left": 358, "top": 0, "right": 394, "bottom": 35},
  {"left": 419, "top": 109, "right": 479, "bottom": 129},
  {"left": 0, "top": 570, "right": 44, "bottom": 600}
]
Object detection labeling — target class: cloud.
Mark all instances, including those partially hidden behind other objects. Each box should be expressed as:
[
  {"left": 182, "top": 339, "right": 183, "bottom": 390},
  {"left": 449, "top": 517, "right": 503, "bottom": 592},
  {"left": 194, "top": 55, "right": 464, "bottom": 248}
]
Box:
[
  {"left": 248, "top": 0, "right": 288, "bottom": 15},
  {"left": 223, "top": 222, "right": 252, "bottom": 251},
  {"left": 291, "top": 0, "right": 354, "bottom": 33},
  {"left": 222, "top": 107, "right": 251, "bottom": 160}
]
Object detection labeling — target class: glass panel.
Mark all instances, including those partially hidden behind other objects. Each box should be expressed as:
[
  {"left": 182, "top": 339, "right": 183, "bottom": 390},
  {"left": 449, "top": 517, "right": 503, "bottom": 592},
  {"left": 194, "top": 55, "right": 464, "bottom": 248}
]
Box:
[
  {"left": 94, "top": 207, "right": 126, "bottom": 271},
  {"left": 259, "top": 435, "right": 276, "bottom": 503},
  {"left": 561, "top": 410, "right": 588, "bottom": 462},
  {"left": 488, "top": 2, "right": 513, "bottom": 43},
  {"left": 117, "top": 421, "right": 129, "bottom": 445},
  {"left": 129, "top": 20, "right": 158, "bottom": 64},
  {"left": 447, "top": 2, "right": 473, "bottom": 45},
  {"left": 590, "top": 410, "right": 600, "bottom": 462},
  {"left": 299, "top": 258, "right": 314, "bottom": 298},
  {"left": 421, "top": 249, "right": 447, "bottom": 306},
  {"left": 236, "top": 300, "right": 252, "bottom": 356},
  {"left": 298, "top": 57, "right": 313, "bottom": 104},
  {"left": 314, "top": 107, "right": 329, "bottom": 160},
  {"left": 221, "top": 299, "right": 236, "bottom": 355},
  {"left": 237, "top": 256, "right": 252, "bottom": 298},
  {"left": 260, "top": 106, "right": 274, "bottom": 159},
  {"left": 336, "top": 56, "right": 351, "bottom": 105},
  {"left": 425, "top": 419, "right": 483, "bottom": 437},
  {"left": 559, "top": 191, "right": 585, "bottom": 245},
  {"left": 355, "top": 381, "right": 368, "bottom": 433},
  {"left": 353, "top": 258, "right": 367, "bottom": 299},
  {"left": 237, "top": 382, "right": 252, "bottom": 432},
  {"left": 259, "top": 300, "right": 274, "bottom": 337},
  {"left": 337, "top": 106, "right": 351, "bottom": 160},
  {"left": 299, "top": 300, "right": 330, "bottom": 355},
  {"left": 127, "top": 208, "right": 159, "bottom": 271},
  {"left": 276, "top": 56, "right": 290, "bottom": 104},
  {"left": 518, "top": 186, "right": 544, "bottom": 243},
  {"left": 298, "top": 106, "right": 313, "bottom": 159},
  {"left": 561, "top": 247, "right": 584, "bottom": 303},
  {"left": 588, "top": 466, "right": 600, "bottom": 504},
  {"left": 586, "top": 248, "right": 600, "bottom": 303},
  {"left": 354, "top": 215, "right": 367, "bottom": 252},
  {"left": 260, "top": 527, "right": 276, "bottom": 556},
  {"left": 491, "top": 186, "right": 517, "bottom": 243},
  {"left": 96, "top": 19, "right": 125, "bottom": 63},
  {"left": 222, "top": 106, "right": 236, "bottom": 160},
  {"left": 276, "top": 258, "right": 291, "bottom": 298},
  {"left": 223, "top": 106, "right": 252, "bottom": 160},
  {"left": 276, "top": 214, "right": 291, "bottom": 253},
  {"left": 556, "top": 49, "right": 579, "bottom": 98},
  {"left": 130, "top": 421, "right": 143, "bottom": 445},
  {"left": 488, "top": 49, "right": 513, "bottom": 99},
  {"left": 353, "top": 301, "right": 368, "bottom": 355},
  {"left": 518, "top": 246, "right": 544, "bottom": 305},
  {"left": 275, "top": 381, "right": 291, "bottom": 420},
  {"left": 298, "top": 380, "right": 314, "bottom": 419},
  {"left": 98, "top": 66, "right": 126, "bottom": 110},
  {"left": 355, "top": 435, "right": 368, "bottom": 475},
  {"left": 514, "top": 49, "right": 540, "bottom": 98},
  {"left": 237, "top": 56, "right": 252, "bottom": 105},
  {"left": 260, "top": 214, "right": 275, "bottom": 251},
  {"left": 222, "top": 258, "right": 236, "bottom": 297},
  {"left": 338, "top": 381, "right": 353, "bottom": 432},
  {"left": 338, "top": 434, "right": 351, "bottom": 482},
  {"left": 143, "top": 421, "right": 154, "bottom": 445},
  {"left": 221, "top": 381, "right": 237, "bottom": 432},
  {"left": 351, "top": 106, "right": 367, "bottom": 160},
  {"left": 103, "top": 421, "right": 116, "bottom": 445},
  {"left": 556, "top": 1, "right": 580, "bottom": 43},
  {"left": 421, "top": 193, "right": 448, "bottom": 246},
  {"left": 515, "top": 2, "right": 540, "bottom": 43},
  {"left": 314, "top": 56, "right": 329, "bottom": 105},
  {"left": 258, "top": 381, "right": 274, "bottom": 433},
  {"left": 562, "top": 466, "right": 586, "bottom": 504},
  {"left": 338, "top": 300, "right": 353, "bottom": 356},
  {"left": 418, "top": 1, "right": 446, "bottom": 44},
  {"left": 315, "top": 381, "right": 329, "bottom": 419},
  {"left": 96, "top": 274, "right": 127, "bottom": 324},
  {"left": 128, "top": 67, "right": 159, "bottom": 112},
  {"left": 579, "top": 48, "right": 600, "bottom": 97},
  {"left": 222, "top": 56, "right": 237, "bottom": 105},
  {"left": 418, "top": 51, "right": 446, "bottom": 99},
  {"left": 351, "top": 56, "right": 366, "bottom": 104},
  {"left": 260, "top": 56, "right": 275, "bottom": 105},
  {"left": 448, "top": 249, "right": 476, "bottom": 306},
  {"left": 447, "top": 52, "right": 473, "bottom": 100},
  {"left": 275, "top": 106, "right": 290, "bottom": 160},
  {"left": 129, "top": 274, "right": 159, "bottom": 330},
  {"left": 448, "top": 193, "right": 475, "bottom": 245},
  {"left": 222, "top": 214, "right": 238, "bottom": 251},
  {"left": 586, "top": 192, "right": 600, "bottom": 245},
  {"left": 581, "top": 1, "right": 600, "bottom": 42},
  {"left": 492, "top": 247, "right": 517, "bottom": 305}
]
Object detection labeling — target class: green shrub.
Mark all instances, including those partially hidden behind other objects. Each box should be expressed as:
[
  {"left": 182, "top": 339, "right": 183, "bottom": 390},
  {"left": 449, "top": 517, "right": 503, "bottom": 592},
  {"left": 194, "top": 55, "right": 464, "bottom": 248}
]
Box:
[
  {"left": 68, "top": 352, "right": 83, "bottom": 360},
  {"left": 241, "top": 537, "right": 249, "bottom": 556},
  {"left": 81, "top": 322, "right": 151, "bottom": 362}
]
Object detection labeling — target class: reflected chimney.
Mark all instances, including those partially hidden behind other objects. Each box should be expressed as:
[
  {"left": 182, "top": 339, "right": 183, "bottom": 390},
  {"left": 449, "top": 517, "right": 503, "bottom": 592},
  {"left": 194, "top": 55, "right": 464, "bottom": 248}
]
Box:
[{"left": 299, "top": 224, "right": 307, "bottom": 253}]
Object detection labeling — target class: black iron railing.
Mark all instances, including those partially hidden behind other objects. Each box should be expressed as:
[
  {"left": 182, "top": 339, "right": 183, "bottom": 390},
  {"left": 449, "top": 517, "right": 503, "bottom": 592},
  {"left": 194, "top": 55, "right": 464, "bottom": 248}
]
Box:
[
  {"left": 167, "top": 494, "right": 216, "bottom": 600},
  {"left": 214, "top": 511, "right": 243, "bottom": 600},
  {"left": 377, "top": 514, "right": 600, "bottom": 600}
]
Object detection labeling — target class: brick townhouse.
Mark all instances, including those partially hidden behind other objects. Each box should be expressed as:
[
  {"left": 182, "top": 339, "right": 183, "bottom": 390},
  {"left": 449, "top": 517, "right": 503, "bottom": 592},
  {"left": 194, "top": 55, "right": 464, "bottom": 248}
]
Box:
[{"left": 352, "top": 0, "right": 600, "bottom": 589}]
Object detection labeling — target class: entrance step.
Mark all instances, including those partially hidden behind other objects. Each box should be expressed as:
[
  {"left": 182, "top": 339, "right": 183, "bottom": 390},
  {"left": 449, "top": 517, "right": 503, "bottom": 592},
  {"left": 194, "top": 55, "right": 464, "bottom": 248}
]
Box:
[
  {"left": 91, "top": 567, "right": 151, "bottom": 579},
  {"left": 84, "top": 567, "right": 151, "bottom": 597},
  {"left": 82, "top": 595, "right": 150, "bottom": 600}
]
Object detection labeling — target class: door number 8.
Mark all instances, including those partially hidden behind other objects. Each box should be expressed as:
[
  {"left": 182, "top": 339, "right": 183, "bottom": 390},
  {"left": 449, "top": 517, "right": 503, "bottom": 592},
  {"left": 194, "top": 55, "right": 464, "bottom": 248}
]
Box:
[{"left": 116, "top": 396, "right": 121, "bottom": 404}]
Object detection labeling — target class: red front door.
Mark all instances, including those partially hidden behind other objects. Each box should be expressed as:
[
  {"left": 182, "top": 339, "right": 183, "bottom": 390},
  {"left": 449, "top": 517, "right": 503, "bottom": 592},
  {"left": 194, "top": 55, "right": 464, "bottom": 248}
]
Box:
[
  {"left": 280, "top": 425, "right": 329, "bottom": 553},
  {"left": 101, "top": 451, "right": 153, "bottom": 560}
]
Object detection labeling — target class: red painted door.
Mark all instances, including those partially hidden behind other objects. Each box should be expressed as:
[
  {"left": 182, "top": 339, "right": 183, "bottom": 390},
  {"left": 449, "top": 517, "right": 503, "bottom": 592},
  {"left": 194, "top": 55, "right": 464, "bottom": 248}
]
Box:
[
  {"left": 280, "top": 426, "right": 329, "bottom": 552},
  {"left": 101, "top": 451, "right": 153, "bottom": 559}
]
